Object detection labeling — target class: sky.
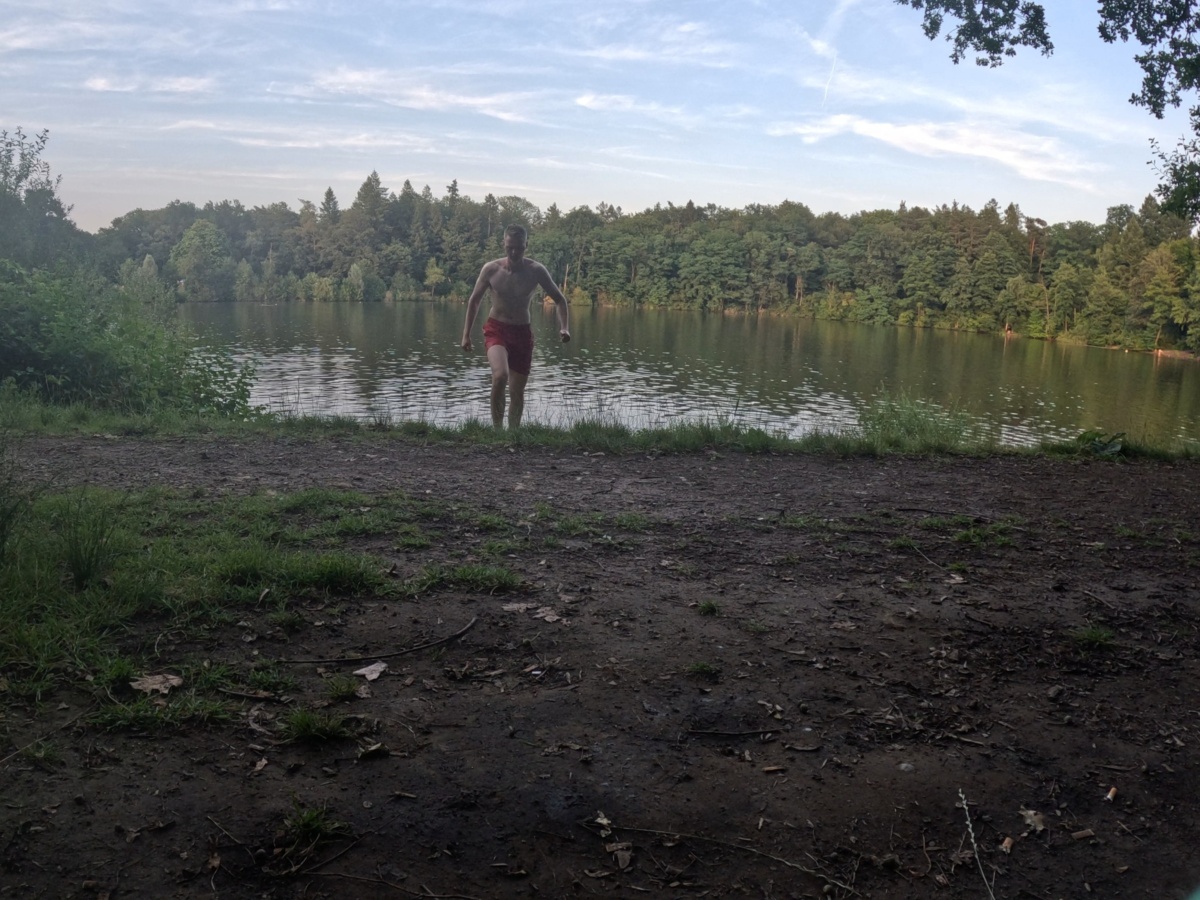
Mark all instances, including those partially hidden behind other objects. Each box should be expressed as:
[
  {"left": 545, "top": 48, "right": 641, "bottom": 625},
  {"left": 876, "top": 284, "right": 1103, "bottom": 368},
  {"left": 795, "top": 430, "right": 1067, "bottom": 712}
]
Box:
[{"left": 2, "top": 0, "right": 1195, "bottom": 234}]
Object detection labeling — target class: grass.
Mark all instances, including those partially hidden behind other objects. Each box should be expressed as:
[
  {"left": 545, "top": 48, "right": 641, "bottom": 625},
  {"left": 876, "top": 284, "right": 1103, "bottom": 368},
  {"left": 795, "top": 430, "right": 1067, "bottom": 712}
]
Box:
[
  {"left": 685, "top": 662, "right": 722, "bottom": 681},
  {"left": 280, "top": 709, "right": 351, "bottom": 743},
  {"left": 401, "top": 563, "right": 522, "bottom": 596},
  {"left": 7, "top": 385, "right": 1197, "bottom": 458},
  {"left": 1071, "top": 624, "right": 1116, "bottom": 651},
  {"left": 697, "top": 599, "right": 720, "bottom": 616}
]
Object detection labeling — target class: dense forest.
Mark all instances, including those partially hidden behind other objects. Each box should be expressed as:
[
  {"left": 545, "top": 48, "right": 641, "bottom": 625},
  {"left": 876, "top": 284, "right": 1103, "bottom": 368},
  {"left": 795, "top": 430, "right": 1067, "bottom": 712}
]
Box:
[{"left": 6, "top": 128, "right": 1200, "bottom": 355}]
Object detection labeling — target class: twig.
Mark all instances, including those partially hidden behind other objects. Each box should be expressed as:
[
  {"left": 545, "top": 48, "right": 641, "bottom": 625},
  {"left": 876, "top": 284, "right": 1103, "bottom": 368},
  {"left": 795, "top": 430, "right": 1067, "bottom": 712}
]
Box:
[
  {"left": 207, "top": 816, "right": 258, "bottom": 867},
  {"left": 587, "top": 819, "right": 858, "bottom": 895},
  {"left": 958, "top": 789, "right": 997, "bottom": 900},
  {"left": 1083, "top": 589, "right": 1117, "bottom": 610},
  {"left": 913, "top": 545, "right": 948, "bottom": 571},
  {"left": 686, "top": 728, "right": 778, "bottom": 738},
  {"left": 298, "top": 832, "right": 370, "bottom": 875},
  {"left": 0, "top": 708, "right": 92, "bottom": 768},
  {"left": 280, "top": 618, "right": 478, "bottom": 665},
  {"left": 308, "top": 871, "right": 482, "bottom": 899}
]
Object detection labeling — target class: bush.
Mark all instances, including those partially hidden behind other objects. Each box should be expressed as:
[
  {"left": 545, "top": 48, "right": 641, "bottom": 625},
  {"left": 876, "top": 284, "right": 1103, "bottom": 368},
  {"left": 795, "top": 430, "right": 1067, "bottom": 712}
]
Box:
[{"left": 0, "top": 264, "right": 255, "bottom": 415}]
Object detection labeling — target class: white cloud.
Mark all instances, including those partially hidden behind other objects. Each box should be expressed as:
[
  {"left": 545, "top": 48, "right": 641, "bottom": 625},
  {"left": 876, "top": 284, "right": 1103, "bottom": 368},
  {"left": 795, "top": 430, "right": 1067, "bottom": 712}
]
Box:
[
  {"left": 309, "top": 67, "right": 545, "bottom": 123},
  {"left": 770, "top": 113, "right": 1101, "bottom": 189}
]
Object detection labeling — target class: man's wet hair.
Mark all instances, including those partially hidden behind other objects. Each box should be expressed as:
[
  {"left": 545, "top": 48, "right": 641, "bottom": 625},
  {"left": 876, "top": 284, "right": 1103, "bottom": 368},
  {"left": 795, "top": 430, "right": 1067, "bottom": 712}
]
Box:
[{"left": 504, "top": 224, "right": 528, "bottom": 243}]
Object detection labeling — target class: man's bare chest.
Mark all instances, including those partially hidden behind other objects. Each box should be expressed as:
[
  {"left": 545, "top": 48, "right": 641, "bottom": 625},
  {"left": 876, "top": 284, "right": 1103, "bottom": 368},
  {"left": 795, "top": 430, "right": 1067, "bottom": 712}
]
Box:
[{"left": 490, "top": 266, "right": 539, "bottom": 300}]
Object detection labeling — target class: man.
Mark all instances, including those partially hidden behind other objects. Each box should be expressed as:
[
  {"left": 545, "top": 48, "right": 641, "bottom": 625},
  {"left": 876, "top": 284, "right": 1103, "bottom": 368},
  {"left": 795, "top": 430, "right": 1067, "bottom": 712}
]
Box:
[{"left": 461, "top": 224, "right": 570, "bottom": 428}]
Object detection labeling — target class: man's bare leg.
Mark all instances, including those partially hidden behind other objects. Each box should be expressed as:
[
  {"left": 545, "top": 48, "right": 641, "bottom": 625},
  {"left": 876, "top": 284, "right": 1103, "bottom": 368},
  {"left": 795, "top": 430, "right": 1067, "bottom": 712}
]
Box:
[
  {"left": 487, "top": 345, "right": 510, "bottom": 428},
  {"left": 508, "top": 372, "right": 529, "bottom": 428}
]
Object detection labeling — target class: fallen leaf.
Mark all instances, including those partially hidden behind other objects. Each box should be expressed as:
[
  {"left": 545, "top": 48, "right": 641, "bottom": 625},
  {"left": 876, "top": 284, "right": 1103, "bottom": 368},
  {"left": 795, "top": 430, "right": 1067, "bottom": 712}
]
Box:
[
  {"left": 358, "top": 742, "right": 389, "bottom": 759},
  {"left": 605, "top": 841, "right": 631, "bottom": 853},
  {"left": 253, "top": 758, "right": 268, "bottom": 773},
  {"left": 595, "top": 811, "right": 613, "bottom": 837},
  {"left": 1072, "top": 828, "right": 1096, "bottom": 840},
  {"left": 129, "top": 674, "right": 183, "bottom": 695},
  {"left": 206, "top": 851, "right": 220, "bottom": 871},
  {"left": 615, "top": 849, "right": 633, "bottom": 870},
  {"left": 502, "top": 602, "right": 533, "bottom": 613},
  {"left": 533, "top": 607, "right": 563, "bottom": 623},
  {"left": 353, "top": 662, "right": 388, "bottom": 681},
  {"left": 1019, "top": 808, "right": 1046, "bottom": 833},
  {"left": 584, "top": 869, "right": 612, "bottom": 878}
]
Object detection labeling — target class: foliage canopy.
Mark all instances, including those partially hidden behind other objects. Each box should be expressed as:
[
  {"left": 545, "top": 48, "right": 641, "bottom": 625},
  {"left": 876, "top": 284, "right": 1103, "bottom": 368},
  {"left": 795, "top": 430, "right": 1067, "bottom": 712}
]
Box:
[{"left": 896, "top": 0, "right": 1200, "bottom": 221}]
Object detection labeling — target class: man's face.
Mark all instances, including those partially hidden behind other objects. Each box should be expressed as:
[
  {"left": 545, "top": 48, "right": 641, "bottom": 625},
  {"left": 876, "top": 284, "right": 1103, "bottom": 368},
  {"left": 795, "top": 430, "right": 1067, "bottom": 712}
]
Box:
[{"left": 503, "top": 235, "right": 527, "bottom": 265}]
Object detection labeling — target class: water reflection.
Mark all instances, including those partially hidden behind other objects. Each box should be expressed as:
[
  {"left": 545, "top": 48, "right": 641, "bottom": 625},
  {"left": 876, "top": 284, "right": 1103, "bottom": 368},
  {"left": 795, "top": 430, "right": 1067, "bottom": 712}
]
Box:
[{"left": 180, "top": 302, "right": 1200, "bottom": 447}]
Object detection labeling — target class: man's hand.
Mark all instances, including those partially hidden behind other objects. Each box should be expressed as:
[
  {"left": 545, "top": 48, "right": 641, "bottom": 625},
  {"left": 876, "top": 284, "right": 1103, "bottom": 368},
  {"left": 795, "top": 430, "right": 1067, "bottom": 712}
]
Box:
[
  {"left": 560, "top": 329, "right": 571, "bottom": 343},
  {"left": 461, "top": 336, "right": 473, "bottom": 352}
]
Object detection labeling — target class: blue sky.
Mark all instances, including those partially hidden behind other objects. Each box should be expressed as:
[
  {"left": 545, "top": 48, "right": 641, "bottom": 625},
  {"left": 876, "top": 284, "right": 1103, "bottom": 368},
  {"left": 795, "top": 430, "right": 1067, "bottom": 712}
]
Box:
[{"left": 3, "top": 0, "right": 1192, "bottom": 233}]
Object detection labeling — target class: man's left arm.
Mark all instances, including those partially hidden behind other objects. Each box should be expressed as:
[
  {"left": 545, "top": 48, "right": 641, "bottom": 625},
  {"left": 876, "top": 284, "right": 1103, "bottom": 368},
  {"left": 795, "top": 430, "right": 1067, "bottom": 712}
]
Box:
[{"left": 536, "top": 265, "right": 570, "bottom": 343}]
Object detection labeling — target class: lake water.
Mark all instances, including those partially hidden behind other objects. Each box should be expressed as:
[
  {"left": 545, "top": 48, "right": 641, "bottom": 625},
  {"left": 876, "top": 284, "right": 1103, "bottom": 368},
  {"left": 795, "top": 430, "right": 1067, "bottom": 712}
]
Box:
[{"left": 181, "top": 302, "right": 1200, "bottom": 447}]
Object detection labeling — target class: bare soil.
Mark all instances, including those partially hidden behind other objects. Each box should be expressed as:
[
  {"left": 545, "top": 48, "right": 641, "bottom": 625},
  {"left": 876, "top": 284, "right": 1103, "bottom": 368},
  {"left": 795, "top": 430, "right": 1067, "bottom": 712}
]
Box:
[{"left": 4, "top": 434, "right": 1200, "bottom": 899}]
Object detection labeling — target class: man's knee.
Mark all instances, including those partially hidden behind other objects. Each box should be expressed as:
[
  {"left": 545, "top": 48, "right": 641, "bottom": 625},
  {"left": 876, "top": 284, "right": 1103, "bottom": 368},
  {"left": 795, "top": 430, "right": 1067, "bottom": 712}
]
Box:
[{"left": 491, "top": 371, "right": 508, "bottom": 391}]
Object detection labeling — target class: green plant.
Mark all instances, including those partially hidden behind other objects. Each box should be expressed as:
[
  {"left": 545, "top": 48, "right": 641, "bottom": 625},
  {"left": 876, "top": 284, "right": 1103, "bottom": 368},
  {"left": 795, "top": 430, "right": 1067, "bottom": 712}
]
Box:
[
  {"left": 92, "top": 693, "right": 229, "bottom": 731},
  {"left": 19, "top": 740, "right": 61, "bottom": 768},
  {"left": 1071, "top": 624, "right": 1116, "bottom": 650},
  {"left": 92, "top": 654, "right": 139, "bottom": 690},
  {"left": 325, "top": 674, "right": 360, "bottom": 702},
  {"left": 0, "top": 434, "right": 34, "bottom": 565},
  {"left": 1075, "top": 430, "right": 1126, "bottom": 457},
  {"left": 280, "top": 709, "right": 350, "bottom": 743},
  {"left": 685, "top": 662, "right": 721, "bottom": 681},
  {"left": 402, "top": 563, "right": 521, "bottom": 597},
  {"left": 274, "top": 799, "right": 352, "bottom": 869},
  {"left": 266, "top": 604, "right": 307, "bottom": 631},
  {"left": 856, "top": 393, "right": 979, "bottom": 454},
  {"left": 56, "top": 489, "right": 125, "bottom": 591},
  {"left": 697, "top": 599, "right": 720, "bottom": 616},
  {"left": 248, "top": 664, "right": 298, "bottom": 695},
  {"left": 614, "top": 512, "right": 651, "bottom": 531}
]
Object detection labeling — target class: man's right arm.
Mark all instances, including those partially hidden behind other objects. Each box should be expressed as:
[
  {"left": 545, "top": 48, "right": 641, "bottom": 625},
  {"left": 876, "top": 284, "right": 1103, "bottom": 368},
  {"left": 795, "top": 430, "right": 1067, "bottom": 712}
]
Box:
[{"left": 462, "top": 265, "right": 493, "bottom": 351}]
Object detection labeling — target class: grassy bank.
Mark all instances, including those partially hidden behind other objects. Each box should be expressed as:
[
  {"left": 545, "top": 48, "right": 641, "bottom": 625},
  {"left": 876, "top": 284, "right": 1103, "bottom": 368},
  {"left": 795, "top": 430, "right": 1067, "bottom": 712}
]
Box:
[{"left": 2, "top": 385, "right": 1193, "bottom": 459}]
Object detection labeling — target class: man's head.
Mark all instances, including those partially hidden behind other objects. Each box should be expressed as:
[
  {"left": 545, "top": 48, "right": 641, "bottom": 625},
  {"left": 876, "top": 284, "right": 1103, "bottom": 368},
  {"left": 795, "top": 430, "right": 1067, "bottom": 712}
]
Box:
[{"left": 502, "top": 224, "right": 528, "bottom": 268}]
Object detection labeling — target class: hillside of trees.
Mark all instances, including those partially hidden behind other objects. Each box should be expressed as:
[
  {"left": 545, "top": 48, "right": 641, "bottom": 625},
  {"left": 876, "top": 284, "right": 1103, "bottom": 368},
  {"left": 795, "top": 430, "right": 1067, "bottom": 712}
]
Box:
[{"left": 5, "top": 126, "right": 1200, "bottom": 355}]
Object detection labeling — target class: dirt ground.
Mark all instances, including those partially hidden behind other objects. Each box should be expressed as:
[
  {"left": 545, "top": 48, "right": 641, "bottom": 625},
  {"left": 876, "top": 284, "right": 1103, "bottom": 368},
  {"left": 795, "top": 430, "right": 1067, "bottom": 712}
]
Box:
[{"left": 3, "top": 434, "right": 1200, "bottom": 899}]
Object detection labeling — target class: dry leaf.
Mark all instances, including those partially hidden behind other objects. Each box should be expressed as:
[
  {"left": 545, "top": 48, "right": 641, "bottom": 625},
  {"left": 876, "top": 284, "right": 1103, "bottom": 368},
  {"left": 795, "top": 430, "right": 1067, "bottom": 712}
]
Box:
[
  {"left": 353, "top": 662, "right": 388, "bottom": 681},
  {"left": 1019, "top": 808, "right": 1046, "bottom": 833},
  {"left": 1000, "top": 836, "right": 1014, "bottom": 854},
  {"left": 533, "top": 607, "right": 563, "bottom": 623},
  {"left": 615, "top": 849, "right": 633, "bottom": 870},
  {"left": 129, "top": 674, "right": 183, "bottom": 695},
  {"left": 253, "top": 758, "right": 268, "bottom": 773},
  {"left": 595, "top": 811, "right": 613, "bottom": 837},
  {"left": 206, "top": 851, "right": 221, "bottom": 871},
  {"left": 502, "top": 602, "right": 533, "bottom": 613}
]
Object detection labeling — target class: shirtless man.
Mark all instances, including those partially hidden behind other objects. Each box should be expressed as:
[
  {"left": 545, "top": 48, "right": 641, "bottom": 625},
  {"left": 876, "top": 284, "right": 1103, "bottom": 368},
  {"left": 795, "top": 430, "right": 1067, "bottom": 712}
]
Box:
[{"left": 461, "top": 225, "right": 570, "bottom": 428}]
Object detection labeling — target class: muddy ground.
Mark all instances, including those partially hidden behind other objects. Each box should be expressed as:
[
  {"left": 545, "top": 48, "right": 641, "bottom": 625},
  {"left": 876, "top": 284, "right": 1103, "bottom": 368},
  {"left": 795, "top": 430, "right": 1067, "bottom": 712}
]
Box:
[{"left": 3, "top": 434, "right": 1200, "bottom": 899}]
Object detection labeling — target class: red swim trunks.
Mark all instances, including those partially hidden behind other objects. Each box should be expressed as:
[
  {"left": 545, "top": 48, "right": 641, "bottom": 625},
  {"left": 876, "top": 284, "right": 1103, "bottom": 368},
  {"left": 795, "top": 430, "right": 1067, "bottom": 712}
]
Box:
[{"left": 483, "top": 318, "right": 534, "bottom": 376}]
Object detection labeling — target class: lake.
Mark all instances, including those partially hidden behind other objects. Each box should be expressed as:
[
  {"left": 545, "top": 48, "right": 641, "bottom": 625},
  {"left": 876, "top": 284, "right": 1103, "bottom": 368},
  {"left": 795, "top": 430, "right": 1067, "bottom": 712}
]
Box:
[{"left": 181, "top": 301, "right": 1200, "bottom": 447}]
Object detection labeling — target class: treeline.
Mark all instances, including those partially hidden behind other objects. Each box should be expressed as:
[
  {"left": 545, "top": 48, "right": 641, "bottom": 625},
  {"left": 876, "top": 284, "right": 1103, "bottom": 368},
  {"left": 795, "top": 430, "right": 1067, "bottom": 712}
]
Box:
[
  {"left": 6, "top": 125, "right": 1200, "bottom": 354},
  {"left": 89, "top": 174, "right": 1198, "bottom": 353}
]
